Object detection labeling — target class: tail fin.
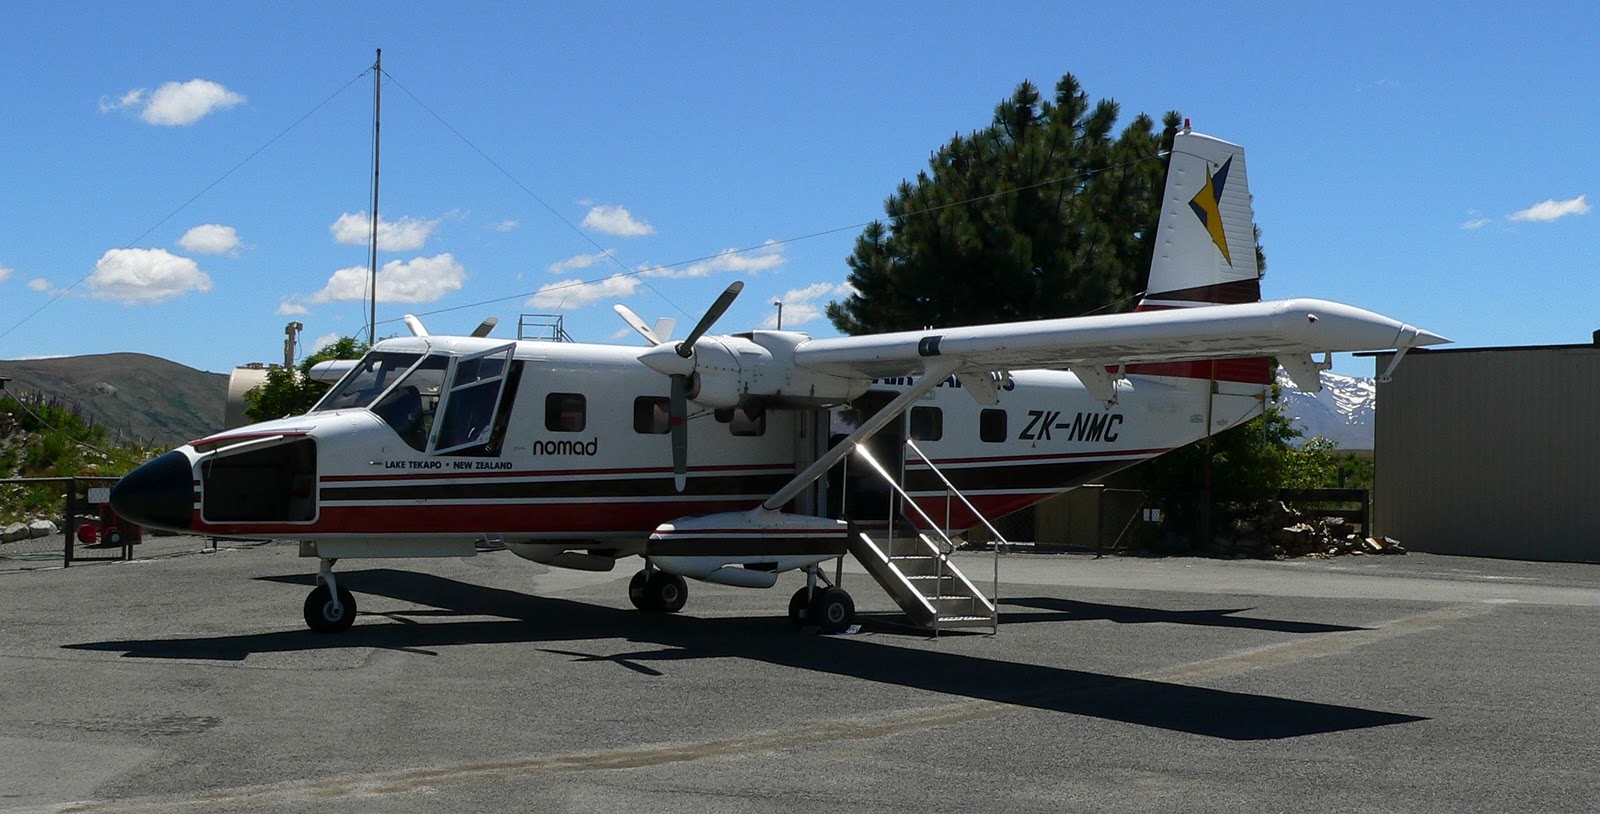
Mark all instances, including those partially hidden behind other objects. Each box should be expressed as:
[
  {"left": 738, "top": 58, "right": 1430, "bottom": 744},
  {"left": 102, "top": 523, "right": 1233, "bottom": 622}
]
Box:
[
  {"left": 1129, "top": 128, "right": 1272, "bottom": 386},
  {"left": 1138, "top": 127, "right": 1261, "bottom": 310}
]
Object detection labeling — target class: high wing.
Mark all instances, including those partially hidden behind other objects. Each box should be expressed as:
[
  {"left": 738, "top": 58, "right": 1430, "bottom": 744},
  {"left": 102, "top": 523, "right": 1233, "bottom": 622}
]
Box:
[{"left": 790, "top": 297, "right": 1447, "bottom": 382}]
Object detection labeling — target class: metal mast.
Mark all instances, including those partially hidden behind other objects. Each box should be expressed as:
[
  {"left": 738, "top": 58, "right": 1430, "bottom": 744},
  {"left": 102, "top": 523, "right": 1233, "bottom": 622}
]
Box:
[{"left": 367, "top": 48, "right": 382, "bottom": 346}]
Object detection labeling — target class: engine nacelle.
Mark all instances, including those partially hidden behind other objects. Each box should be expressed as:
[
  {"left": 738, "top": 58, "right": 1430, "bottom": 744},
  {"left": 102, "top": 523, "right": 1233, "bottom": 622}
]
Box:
[{"left": 640, "top": 331, "right": 867, "bottom": 409}]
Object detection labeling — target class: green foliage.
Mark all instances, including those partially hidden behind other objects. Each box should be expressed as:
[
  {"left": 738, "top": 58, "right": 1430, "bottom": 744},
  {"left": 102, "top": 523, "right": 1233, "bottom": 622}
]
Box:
[
  {"left": 244, "top": 336, "right": 368, "bottom": 422},
  {"left": 1122, "top": 389, "right": 1345, "bottom": 499},
  {"left": 0, "top": 393, "right": 157, "bottom": 523},
  {"left": 827, "top": 74, "right": 1180, "bottom": 334}
]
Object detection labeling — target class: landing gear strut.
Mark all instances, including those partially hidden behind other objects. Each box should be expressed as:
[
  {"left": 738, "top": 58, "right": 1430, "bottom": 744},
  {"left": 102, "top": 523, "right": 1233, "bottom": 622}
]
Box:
[
  {"left": 303, "top": 558, "right": 356, "bottom": 633},
  {"left": 789, "top": 564, "right": 854, "bottom": 634},
  {"left": 628, "top": 565, "right": 688, "bottom": 613}
]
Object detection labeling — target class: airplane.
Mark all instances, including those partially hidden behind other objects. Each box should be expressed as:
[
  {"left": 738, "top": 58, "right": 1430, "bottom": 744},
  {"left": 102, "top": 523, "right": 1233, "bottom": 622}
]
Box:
[{"left": 110, "top": 126, "right": 1447, "bottom": 635}]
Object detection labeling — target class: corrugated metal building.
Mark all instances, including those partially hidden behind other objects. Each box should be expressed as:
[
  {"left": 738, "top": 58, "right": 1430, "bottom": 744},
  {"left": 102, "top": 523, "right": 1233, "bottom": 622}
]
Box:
[{"left": 1371, "top": 344, "right": 1600, "bottom": 562}]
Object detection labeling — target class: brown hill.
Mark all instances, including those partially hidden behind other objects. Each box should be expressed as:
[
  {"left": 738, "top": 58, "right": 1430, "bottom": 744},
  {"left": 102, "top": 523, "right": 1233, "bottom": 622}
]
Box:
[{"left": 0, "top": 354, "right": 226, "bottom": 446}]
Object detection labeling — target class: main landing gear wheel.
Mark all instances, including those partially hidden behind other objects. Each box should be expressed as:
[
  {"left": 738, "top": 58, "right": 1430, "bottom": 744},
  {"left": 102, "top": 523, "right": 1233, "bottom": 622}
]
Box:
[
  {"left": 303, "top": 584, "right": 357, "bottom": 633},
  {"left": 811, "top": 587, "right": 855, "bottom": 634},
  {"left": 788, "top": 587, "right": 813, "bottom": 627},
  {"left": 629, "top": 570, "right": 688, "bottom": 613},
  {"left": 628, "top": 570, "right": 650, "bottom": 610}
]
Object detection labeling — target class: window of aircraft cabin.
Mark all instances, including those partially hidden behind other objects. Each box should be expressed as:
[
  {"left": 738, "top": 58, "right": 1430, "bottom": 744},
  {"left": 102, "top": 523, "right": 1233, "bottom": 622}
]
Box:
[
  {"left": 545, "top": 393, "right": 587, "bottom": 432},
  {"left": 715, "top": 405, "right": 766, "bottom": 437},
  {"left": 633, "top": 397, "right": 670, "bottom": 434},
  {"left": 979, "top": 408, "right": 1007, "bottom": 443},
  {"left": 909, "top": 406, "right": 943, "bottom": 442}
]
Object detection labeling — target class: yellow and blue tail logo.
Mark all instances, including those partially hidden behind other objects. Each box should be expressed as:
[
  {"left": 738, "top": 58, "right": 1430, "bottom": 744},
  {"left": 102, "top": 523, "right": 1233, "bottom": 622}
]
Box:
[{"left": 1188, "top": 156, "right": 1234, "bottom": 267}]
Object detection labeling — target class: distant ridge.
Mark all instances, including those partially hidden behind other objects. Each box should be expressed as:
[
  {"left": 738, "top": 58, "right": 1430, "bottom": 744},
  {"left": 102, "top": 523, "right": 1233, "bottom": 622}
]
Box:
[
  {"left": 1274, "top": 369, "right": 1375, "bottom": 451},
  {"left": 0, "top": 353, "right": 226, "bottom": 446}
]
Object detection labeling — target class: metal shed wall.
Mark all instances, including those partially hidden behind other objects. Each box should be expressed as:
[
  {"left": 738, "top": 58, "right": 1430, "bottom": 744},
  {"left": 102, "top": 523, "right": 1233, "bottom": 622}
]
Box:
[{"left": 1373, "top": 346, "right": 1600, "bottom": 562}]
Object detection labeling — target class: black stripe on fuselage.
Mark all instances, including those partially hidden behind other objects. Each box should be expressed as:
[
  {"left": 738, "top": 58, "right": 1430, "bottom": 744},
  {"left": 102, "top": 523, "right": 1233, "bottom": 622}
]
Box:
[
  {"left": 646, "top": 537, "right": 848, "bottom": 557},
  {"left": 320, "top": 473, "right": 793, "bottom": 503}
]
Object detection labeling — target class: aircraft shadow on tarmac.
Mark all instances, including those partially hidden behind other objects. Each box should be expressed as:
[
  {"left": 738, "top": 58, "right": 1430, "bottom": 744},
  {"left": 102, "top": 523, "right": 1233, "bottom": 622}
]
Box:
[
  {"left": 998, "top": 597, "right": 1368, "bottom": 634},
  {"left": 65, "top": 569, "right": 1425, "bottom": 741}
]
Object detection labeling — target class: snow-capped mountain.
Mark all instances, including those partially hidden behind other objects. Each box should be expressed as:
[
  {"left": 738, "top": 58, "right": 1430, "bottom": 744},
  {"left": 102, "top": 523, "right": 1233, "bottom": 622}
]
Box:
[{"left": 1272, "top": 369, "right": 1376, "bottom": 450}]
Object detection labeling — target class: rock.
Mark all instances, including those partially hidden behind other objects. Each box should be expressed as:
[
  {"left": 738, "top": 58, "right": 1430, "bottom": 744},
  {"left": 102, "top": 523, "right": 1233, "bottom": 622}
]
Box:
[
  {"left": 27, "top": 519, "right": 58, "bottom": 539},
  {"left": 1, "top": 523, "right": 28, "bottom": 543}
]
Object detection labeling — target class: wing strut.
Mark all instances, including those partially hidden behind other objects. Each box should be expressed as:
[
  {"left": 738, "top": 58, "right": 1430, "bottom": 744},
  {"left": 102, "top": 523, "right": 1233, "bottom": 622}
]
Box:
[{"left": 760, "top": 360, "right": 959, "bottom": 513}]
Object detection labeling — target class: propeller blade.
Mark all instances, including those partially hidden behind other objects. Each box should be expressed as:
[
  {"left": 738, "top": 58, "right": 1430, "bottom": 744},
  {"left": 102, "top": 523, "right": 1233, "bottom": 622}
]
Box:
[
  {"left": 470, "top": 316, "right": 499, "bottom": 338},
  {"left": 676, "top": 281, "right": 744, "bottom": 358},
  {"left": 613, "top": 304, "right": 663, "bottom": 346},
  {"left": 403, "top": 314, "right": 429, "bottom": 337},
  {"left": 669, "top": 374, "right": 689, "bottom": 492},
  {"left": 651, "top": 317, "right": 676, "bottom": 344}
]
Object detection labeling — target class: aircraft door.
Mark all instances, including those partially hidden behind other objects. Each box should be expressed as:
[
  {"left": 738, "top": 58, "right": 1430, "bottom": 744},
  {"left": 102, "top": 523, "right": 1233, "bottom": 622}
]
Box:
[
  {"left": 429, "top": 343, "right": 519, "bottom": 455},
  {"left": 828, "top": 390, "right": 905, "bottom": 524}
]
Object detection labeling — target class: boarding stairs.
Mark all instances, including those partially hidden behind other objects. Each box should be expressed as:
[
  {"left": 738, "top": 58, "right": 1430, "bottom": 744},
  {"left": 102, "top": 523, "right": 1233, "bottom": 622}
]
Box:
[{"left": 843, "top": 441, "right": 1001, "bottom": 634}]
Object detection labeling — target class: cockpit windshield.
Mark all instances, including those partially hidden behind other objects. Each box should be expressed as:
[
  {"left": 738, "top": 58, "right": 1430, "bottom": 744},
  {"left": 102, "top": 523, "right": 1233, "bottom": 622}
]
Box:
[{"left": 312, "top": 352, "right": 423, "bottom": 412}]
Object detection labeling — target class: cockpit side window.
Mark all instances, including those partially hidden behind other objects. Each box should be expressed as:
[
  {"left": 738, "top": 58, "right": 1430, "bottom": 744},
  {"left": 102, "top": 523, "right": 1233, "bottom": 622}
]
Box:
[
  {"left": 432, "top": 344, "right": 517, "bottom": 455},
  {"left": 313, "top": 352, "right": 423, "bottom": 412},
  {"left": 370, "top": 355, "right": 449, "bottom": 451}
]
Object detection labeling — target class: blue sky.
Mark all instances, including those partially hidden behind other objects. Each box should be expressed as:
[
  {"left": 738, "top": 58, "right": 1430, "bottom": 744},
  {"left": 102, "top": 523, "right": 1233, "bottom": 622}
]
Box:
[{"left": 2, "top": 2, "right": 1594, "bottom": 375}]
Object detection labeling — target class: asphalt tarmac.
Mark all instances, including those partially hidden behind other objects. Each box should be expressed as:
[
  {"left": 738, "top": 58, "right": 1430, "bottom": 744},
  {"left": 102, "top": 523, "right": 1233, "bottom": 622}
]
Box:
[{"left": 1, "top": 539, "right": 1596, "bottom": 813}]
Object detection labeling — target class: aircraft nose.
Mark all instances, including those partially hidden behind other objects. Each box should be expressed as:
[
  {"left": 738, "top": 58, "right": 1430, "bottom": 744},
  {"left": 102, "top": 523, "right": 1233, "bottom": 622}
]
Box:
[{"left": 110, "top": 450, "right": 196, "bottom": 532}]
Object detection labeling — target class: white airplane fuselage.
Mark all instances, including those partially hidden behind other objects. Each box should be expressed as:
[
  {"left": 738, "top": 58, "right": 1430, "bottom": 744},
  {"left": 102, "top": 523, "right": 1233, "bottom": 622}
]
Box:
[{"left": 122, "top": 334, "right": 1263, "bottom": 555}]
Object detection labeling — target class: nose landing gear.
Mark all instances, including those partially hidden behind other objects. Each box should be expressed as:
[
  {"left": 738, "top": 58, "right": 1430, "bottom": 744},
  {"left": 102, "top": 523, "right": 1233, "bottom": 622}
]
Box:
[{"left": 303, "top": 558, "right": 357, "bottom": 633}]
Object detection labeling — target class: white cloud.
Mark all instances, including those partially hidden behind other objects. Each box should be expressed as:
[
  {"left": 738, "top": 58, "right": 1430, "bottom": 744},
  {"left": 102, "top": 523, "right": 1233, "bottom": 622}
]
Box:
[
  {"left": 28, "top": 278, "right": 53, "bottom": 293},
  {"left": 308, "top": 253, "right": 467, "bottom": 304},
  {"left": 493, "top": 219, "right": 520, "bottom": 233},
  {"left": 763, "top": 281, "right": 857, "bottom": 329},
  {"left": 0, "top": 263, "right": 12, "bottom": 284},
  {"left": 86, "top": 248, "right": 213, "bottom": 305},
  {"left": 582, "top": 205, "right": 655, "bottom": 237},
  {"left": 178, "top": 223, "right": 241, "bottom": 255},
  {"left": 308, "top": 333, "right": 340, "bottom": 355},
  {"left": 527, "top": 275, "right": 640, "bottom": 310},
  {"left": 1460, "top": 217, "right": 1491, "bottom": 230},
  {"left": 139, "top": 79, "right": 245, "bottom": 126},
  {"left": 98, "top": 88, "right": 145, "bottom": 114},
  {"left": 644, "top": 242, "right": 785, "bottom": 279},
  {"left": 1508, "top": 194, "right": 1590, "bottom": 223},
  {"left": 330, "top": 211, "right": 439, "bottom": 251},
  {"left": 548, "top": 250, "right": 616, "bottom": 274},
  {"left": 277, "top": 300, "right": 309, "bottom": 316}
]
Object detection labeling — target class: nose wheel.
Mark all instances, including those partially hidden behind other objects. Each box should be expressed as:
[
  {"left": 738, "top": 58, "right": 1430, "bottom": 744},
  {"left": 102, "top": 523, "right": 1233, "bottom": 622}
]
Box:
[{"left": 303, "top": 558, "right": 357, "bottom": 633}]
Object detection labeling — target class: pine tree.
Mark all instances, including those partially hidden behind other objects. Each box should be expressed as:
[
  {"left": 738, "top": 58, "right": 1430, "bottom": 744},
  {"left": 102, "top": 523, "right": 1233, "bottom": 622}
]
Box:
[{"left": 827, "top": 74, "right": 1179, "bottom": 334}]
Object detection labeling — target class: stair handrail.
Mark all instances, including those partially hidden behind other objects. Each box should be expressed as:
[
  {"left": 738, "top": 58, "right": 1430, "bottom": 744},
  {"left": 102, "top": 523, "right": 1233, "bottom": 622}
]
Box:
[
  {"left": 854, "top": 443, "right": 999, "bottom": 634},
  {"left": 851, "top": 445, "right": 959, "bottom": 554},
  {"left": 905, "top": 439, "right": 1002, "bottom": 634},
  {"left": 903, "top": 439, "right": 1013, "bottom": 552}
]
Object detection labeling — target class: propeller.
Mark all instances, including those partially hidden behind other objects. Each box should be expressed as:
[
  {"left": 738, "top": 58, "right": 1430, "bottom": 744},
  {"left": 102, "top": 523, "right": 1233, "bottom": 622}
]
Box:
[
  {"left": 613, "top": 304, "right": 676, "bottom": 347},
  {"left": 636, "top": 281, "right": 744, "bottom": 491},
  {"left": 470, "top": 316, "right": 499, "bottom": 338}
]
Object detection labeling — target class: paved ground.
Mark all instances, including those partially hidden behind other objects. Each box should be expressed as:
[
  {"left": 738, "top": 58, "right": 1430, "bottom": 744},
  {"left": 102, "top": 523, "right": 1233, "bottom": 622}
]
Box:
[{"left": 1, "top": 540, "right": 1596, "bottom": 813}]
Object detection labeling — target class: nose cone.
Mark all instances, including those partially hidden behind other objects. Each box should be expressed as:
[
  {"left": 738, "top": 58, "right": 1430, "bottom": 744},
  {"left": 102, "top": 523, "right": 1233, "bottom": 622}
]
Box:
[{"left": 110, "top": 450, "right": 195, "bottom": 531}]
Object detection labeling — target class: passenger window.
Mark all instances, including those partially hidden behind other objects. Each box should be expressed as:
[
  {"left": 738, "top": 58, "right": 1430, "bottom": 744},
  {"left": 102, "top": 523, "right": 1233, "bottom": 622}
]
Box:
[
  {"left": 910, "top": 406, "right": 943, "bottom": 441},
  {"left": 979, "top": 408, "right": 1007, "bottom": 443},
  {"left": 633, "top": 397, "right": 670, "bottom": 434},
  {"left": 545, "top": 393, "right": 586, "bottom": 432}
]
